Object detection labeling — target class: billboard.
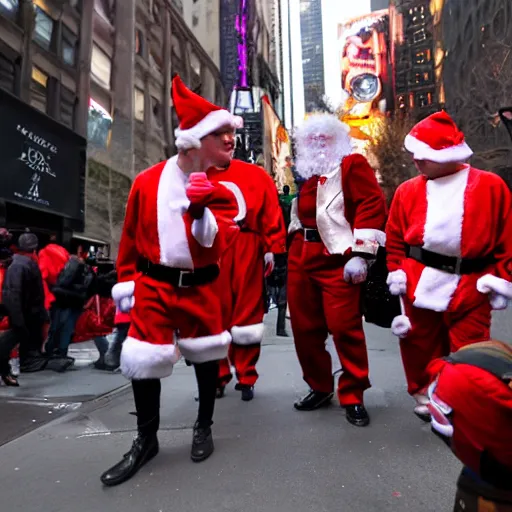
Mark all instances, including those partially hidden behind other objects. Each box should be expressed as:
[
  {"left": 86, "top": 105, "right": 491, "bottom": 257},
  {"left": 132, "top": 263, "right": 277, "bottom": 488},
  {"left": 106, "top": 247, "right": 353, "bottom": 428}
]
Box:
[
  {"left": 338, "top": 10, "right": 390, "bottom": 149},
  {"left": 0, "top": 87, "right": 86, "bottom": 222}
]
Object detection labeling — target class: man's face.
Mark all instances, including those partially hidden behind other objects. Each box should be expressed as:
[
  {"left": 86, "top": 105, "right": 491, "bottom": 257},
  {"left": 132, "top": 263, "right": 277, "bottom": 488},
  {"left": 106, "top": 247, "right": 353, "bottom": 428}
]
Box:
[
  {"left": 200, "top": 126, "right": 236, "bottom": 168},
  {"left": 413, "top": 159, "right": 462, "bottom": 179}
]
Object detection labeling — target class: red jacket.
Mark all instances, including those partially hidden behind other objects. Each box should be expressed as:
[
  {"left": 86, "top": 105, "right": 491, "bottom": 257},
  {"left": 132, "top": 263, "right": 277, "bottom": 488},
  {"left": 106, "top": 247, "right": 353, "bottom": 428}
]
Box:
[{"left": 38, "top": 244, "right": 70, "bottom": 310}]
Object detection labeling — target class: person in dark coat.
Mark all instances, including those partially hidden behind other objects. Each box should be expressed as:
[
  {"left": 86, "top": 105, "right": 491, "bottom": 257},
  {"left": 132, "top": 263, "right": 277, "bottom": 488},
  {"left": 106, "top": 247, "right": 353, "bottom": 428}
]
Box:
[{"left": 2, "top": 233, "right": 48, "bottom": 372}]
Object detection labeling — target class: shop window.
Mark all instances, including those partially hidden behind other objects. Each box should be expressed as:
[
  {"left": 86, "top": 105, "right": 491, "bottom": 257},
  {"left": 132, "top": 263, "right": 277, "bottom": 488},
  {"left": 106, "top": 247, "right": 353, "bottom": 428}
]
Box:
[
  {"left": 60, "top": 86, "right": 76, "bottom": 128},
  {"left": 33, "top": 5, "right": 55, "bottom": 52},
  {"left": 0, "top": 0, "right": 19, "bottom": 21},
  {"left": 30, "top": 67, "right": 48, "bottom": 114},
  {"left": 62, "top": 25, "right": 77, "bottom": 67},
  {"left": 134, "top": 88, "right": 145, "bottom": 121},
  {"left": 91, "top": 44, "right": 111, "bottom": 90}
]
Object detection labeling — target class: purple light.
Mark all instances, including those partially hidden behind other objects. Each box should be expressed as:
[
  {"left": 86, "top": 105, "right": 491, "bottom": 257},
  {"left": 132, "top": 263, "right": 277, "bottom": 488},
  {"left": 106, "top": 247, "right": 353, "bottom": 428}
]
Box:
[{"left": 236, "top": 0, "right": 248, "bottom": 87}]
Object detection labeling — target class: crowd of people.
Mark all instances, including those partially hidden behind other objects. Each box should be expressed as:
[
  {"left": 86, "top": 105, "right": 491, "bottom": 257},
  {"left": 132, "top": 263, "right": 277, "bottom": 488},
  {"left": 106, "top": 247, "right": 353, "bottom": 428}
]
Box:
[
  {"left": 1, "top": 74, "right": 510, "bottom": 510},
  {"left": 0, "top": 230, "right": 124, "bottom": 386}
]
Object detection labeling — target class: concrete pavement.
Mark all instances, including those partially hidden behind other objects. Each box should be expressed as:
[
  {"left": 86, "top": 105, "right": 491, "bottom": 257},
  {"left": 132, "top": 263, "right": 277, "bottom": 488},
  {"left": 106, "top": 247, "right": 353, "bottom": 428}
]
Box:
[{"left": 0, "top": 310, "right": 470, "bottom": 512}]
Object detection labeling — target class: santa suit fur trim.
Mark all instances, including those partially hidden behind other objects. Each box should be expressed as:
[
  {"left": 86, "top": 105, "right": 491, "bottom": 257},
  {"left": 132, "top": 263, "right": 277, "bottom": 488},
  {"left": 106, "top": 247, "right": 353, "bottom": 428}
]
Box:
[
  {"left": 178, "top": 331, "right": 231, "bottom": 363},
  {"left": 231, "top": 323, "right": 265, "bottom": 345}
]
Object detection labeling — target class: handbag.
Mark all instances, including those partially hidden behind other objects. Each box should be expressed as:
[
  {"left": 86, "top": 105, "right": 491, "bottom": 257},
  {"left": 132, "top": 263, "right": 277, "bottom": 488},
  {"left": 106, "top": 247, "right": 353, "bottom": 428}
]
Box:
[{"left": 361, "top": 246, "right": 401, "bottom": 328}]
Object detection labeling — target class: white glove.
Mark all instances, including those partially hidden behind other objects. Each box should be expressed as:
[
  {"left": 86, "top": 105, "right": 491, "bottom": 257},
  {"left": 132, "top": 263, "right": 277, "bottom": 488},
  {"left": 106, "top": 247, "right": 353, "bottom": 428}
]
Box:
[
  {"left": 343, "top": 256, "right": 368, "bottom": 284},
  {"left": 119, "top": 296, "right": 135, "bottom": 313},
  {"left": 489, "top": 293, "right": 509, "bottom": 310},
  {"left": 387, "top": 269, "right": 407, "bottom": 296},
  {"left": 264, "top": 252, "right": 274, "bottom": 278}
]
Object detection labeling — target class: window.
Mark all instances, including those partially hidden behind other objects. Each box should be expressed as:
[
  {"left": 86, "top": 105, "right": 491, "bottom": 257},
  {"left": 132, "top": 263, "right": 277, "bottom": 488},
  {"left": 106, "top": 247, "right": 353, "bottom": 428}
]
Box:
[
  {"left": 91, "top": 44, "right": 111, "bottom": 89},
  {"left": 134, "top": 88, "right": 145, "bottom": 121},
  {"left": 88, "top": 97, "right": 112, "bottom": 148},
  {"left": 30, "top": 67, "right": 48, "bottom": 113},
  {"left": 0, "top": 0, "right": 19, "bottom": 21},
  {"left": 135, "top": 29, "right": 144, "bottom": 56},
  {"left": 33, "top": 6, "right": 55, "bottom": 51},
  {"left": 62, "top": 26, "right": 77, "bottom": 66},
  {"left": 60, "top": 86, "right": 76, "bottom": 128},
  {"left": 192, "top": 15, "right": 199, "bottom": 27},
  {"left": 151, "top": 96, "right": 162, "bottom": 128},
  {"left": 0, "top": 50, "right": 17, "bottom": 93}
]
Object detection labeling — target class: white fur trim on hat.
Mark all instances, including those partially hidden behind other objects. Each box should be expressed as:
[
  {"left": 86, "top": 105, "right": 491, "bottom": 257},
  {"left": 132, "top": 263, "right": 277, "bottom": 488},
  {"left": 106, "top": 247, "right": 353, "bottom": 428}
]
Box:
[
  {"left": 178, "top": 331, "right": 231, "bottom": 363},
  {"left": 120, "top": 336, "right": 181, "bottom": 380},
  {"left": 476, "top": 274, "right": 512, "bottom": 299},
  {"left": 231, "top": 323, "right": 265, "bottom": 345},
  {"left": 219, "top": 181, "right": 247, "bottom": 222},
  {"left": 404, "top": 134, "right": 473, "bottom": 163},
  {"left": 112, "top": 281, "right": 135, "bottom": 302},
  {"left": 175, "top": 109, "right": 243, "bottom": 151}
]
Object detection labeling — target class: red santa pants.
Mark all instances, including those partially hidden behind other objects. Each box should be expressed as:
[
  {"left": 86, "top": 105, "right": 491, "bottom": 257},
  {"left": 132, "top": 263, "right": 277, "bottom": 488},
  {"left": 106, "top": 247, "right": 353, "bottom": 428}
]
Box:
[
  {"left": 122, "top": 274, "right": 231, "bottom": 380},
  {"left": 287, "top": 234, "right": 370, "bottom": 406},
  {"left": 400, "top": 297, "right": 492, "bottom": 396},
  {"left": 217, "top": 231, "right": 265, "bottom": 387}
]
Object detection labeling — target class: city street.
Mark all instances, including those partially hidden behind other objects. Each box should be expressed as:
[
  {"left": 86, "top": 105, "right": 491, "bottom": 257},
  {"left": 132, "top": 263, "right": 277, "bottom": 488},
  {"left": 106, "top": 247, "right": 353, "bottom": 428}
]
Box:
[{"left": 0, "top": 310, "right": 509, "bottom": 512}]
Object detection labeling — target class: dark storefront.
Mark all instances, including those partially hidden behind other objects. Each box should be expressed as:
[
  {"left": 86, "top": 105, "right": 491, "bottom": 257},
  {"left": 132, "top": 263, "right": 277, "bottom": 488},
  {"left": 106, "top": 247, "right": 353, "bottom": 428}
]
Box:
[{"left": 0, "top": 87, "right": 86, "bottom": 249}]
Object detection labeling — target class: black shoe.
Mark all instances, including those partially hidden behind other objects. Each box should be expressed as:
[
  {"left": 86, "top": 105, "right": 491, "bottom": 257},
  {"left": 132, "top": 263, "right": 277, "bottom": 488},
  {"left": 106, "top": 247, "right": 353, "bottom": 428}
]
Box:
[
  {"left": 345, "top": 404, "right": 370, "bottom": 427},
  {"left": 215, "top": 386, "right": 225, "bottom": 399},
  {"left": 46, "top": 356, "right": 74, "bottom": 373},
  {"left": 100, "top": 433, "right": 159, "bottom": 487},
  {"left": 240, "top": 385, "right": 254, "bottom": 401},
  {"left": 191, "top": 422, "right": 214, "bottom": 463},
  {"left": 294, "top": 390, "right": 333, "bottom": 411}
]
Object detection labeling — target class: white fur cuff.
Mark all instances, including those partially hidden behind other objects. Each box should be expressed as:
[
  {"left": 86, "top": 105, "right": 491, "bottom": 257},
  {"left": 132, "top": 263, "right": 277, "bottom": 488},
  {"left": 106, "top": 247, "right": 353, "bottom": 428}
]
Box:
[
  {"left": 112, "top": 281, "right": 135, "bottom": 302},
  {"left": 191, "top": 207, "right": 218, "bottom": 248},
  {"left": 490, "top": 293, "right": 509, "bottom": 310},
  {"left": 391, "top": 314, "right": 411, "bottom": 338},
  {"left": 476, "top": 274, "right": 512, "bottom": 299},
  {"left": 120, "top": 337, "right": 181, "bottom": 380},
  {"left": 231, "top": 323, "right": 265, "bottom": 345},
  {"left": 353, "top": 228, "right": 386, "bottom": 247},
  {"left": 387, "top": 269, "right": 407, "bottom": 296},
  {"left": 178, "top": 331, "right": 231, "bottom": 363}
]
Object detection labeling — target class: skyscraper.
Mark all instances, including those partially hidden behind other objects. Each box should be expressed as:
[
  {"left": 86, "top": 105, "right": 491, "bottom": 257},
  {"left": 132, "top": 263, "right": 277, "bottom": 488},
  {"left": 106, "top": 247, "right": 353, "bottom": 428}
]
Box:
[{"left": 299, "top": 0, "right": 325, "bottom": 112}]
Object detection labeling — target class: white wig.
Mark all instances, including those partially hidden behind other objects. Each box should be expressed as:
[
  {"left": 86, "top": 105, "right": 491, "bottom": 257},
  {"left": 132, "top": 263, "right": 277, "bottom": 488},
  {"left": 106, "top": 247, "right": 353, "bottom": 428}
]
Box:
[{"left": 293, "top": 113, "right": 354, "bottom": 179}]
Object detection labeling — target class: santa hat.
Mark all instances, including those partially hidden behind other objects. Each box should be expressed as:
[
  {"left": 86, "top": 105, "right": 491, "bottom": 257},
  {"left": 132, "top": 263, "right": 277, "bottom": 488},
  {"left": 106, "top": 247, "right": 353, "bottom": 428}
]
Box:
[
  {"left": 404, "top": 111, "right": 473, "bottom": 163},
  {"left": 172, "top": 75, "right": 243, "bottom": 151}
]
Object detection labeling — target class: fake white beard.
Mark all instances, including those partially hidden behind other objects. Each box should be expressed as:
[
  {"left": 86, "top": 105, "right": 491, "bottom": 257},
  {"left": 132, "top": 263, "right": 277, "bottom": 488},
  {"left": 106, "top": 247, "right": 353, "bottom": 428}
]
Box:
[{"left": 294, "top": 144, "right": 350, "bottom": 179}]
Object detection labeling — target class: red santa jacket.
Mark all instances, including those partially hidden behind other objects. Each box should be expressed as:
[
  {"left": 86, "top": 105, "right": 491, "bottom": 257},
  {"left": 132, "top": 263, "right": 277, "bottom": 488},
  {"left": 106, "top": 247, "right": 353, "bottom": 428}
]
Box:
[
  {"left": 208, "top": 159, "right": 286, "bottom": 255},
  {"left": 386, "top": 166, "right": 512, "bottom": 312},
  {"left": 113, "top": 157, "right": 239, "bottom": 300},
  {"left": 291, "top": 153, "right": 387, "bottom": 255},
  {"left": 38, "top": 243, "right": 70, "bottom": 310}
]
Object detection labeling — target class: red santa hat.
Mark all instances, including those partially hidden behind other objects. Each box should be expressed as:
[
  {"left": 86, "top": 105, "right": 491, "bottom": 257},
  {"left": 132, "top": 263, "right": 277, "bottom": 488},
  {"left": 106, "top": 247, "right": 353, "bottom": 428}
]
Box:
[
  {"left": 404, "top": 111, "right": 473, "bottom": 163},
  {"left": 172, "top": 75, "right": 243, "bottom": 151}
]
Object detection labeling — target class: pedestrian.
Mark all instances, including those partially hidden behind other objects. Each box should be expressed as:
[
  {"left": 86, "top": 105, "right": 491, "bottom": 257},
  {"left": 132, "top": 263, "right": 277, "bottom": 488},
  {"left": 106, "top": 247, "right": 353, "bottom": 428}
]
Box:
[
  {"left": 386, "top": 111, "right": 512, "bottom": 420},
  {"left": 208, "top": 141, "right": 286, "bottom": 401},
  {"left": 288, "top": 113, "right": 387, "bottom": 427},
  {"left": 426, "top": 341, "right": 512, "bottom": 511},
  {"left": 2, "top": 233, "right": 48, "bottom": 373},
  {"left": 100, "top": 75, "right": 240, "bottom": 487}
]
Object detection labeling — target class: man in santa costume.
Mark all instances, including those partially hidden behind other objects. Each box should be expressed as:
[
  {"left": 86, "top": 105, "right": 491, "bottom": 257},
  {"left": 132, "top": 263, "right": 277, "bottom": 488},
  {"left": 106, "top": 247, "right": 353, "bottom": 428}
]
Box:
[
  {"left": 209, "top": 148, "right": 286, "bottom": 401},
  {"left": 100, "top": 76, "right": 241, "bottom": 487},
  {"left": 426, "top": 341, "right": 512, "bottom": 510},
  {"left": 386, "top": 110, "right": 512, "bottom": 420},
  {"left": 288, "top": 113, "right": 387, "bottom": 427}
]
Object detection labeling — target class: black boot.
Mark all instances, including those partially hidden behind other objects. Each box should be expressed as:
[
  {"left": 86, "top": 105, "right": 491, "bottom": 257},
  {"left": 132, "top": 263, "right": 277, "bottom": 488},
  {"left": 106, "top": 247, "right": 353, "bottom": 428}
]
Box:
[
  {"left": 276, "top": 305, "right": 289, "bottom": 337},
  {"left": 345, "top": 404, "right": 370, "bottom": 427},
  {"left": 101, "top": 429, "right": 159, "bottom": 486},
  {"left": 294, "top": 390, "right": 333, "bottom": 411},
  {"left": 191, "top": 421, "right": 214, "bottom": 463},
  {"left": 101, "top": 379, "right": 160, "bottom": 486},
  {"left": 238, "top": 384, "right": 254, "bottom": 401},
  {"left": 215, "top": 386, "right": 225, "bottom": 399}
]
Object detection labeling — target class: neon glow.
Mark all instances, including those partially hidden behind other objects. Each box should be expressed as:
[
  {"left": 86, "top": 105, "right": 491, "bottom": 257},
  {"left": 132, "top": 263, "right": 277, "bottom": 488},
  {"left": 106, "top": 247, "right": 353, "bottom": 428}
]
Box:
[{"left": 235, "top": 0, "right": 248, "bottom": 87}]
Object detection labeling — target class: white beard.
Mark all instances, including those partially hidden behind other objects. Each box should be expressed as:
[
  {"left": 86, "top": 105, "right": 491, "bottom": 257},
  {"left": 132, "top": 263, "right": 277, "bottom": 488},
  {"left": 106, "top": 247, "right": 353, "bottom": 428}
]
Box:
[{"left": 294, "top": 145, "right": 346, "bottom": 179}]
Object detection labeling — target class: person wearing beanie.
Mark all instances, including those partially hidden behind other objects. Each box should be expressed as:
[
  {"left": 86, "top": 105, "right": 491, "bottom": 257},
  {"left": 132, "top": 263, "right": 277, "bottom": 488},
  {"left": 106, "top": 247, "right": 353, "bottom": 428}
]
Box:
[
  {"left": 426, "top": 341, "right": 512, "bottom": 510},
  {"left": 386, "top": 111, "right": 512, "bottom": 420},
  {"left": 287, "top": 113, "right": 387, "bottom": 427},
  {"left": 100, "top": 76, "right": 240, "bottom": 487},
  {"left": 2, "top": 232, "right": 48, "bottom": 373}
]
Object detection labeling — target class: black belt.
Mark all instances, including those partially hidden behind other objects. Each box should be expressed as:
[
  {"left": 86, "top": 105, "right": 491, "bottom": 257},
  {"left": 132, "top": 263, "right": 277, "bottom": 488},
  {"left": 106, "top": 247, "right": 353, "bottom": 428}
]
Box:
[
  {"left": 406, "top": 246, "right": 494, "bottom": 275},
  {"left": 301, "top": 228, "right": 322, "bottom": 243},
  {"left": 137, "top": 258, "right": 219, "bottom": 287}
]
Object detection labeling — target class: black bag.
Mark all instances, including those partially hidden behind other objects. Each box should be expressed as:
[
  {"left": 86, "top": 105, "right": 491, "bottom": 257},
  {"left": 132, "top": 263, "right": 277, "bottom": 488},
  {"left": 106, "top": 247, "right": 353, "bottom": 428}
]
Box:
[{"left": 361, "top": 246, "right": 401, "bottom": 328}]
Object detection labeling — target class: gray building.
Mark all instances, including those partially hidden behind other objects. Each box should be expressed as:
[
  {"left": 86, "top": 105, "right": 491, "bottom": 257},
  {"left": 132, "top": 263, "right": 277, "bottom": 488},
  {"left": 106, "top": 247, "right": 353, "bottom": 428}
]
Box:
[
  {"left": 0, "top": 0, "right": 226, "bottom": 255},
  {"left": 371, "top": 0, "right": 389, "bottom": 10},
  {"left": 299, "top": 0, "right": 325, "bottom": 113}
]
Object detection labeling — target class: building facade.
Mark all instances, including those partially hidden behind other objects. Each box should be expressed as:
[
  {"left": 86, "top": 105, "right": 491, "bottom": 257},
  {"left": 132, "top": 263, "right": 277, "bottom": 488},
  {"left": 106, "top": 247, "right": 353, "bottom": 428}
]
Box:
[
  {"left": 0, "top": 0, "right": 226, "bottom": 255},
  {"left": 299, "top": 0, "right": 325, "bottom": 113},
  {"left": 371, "top": 0, "right": 389, "bottom": 10}
]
